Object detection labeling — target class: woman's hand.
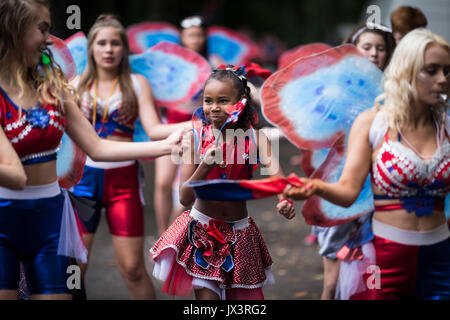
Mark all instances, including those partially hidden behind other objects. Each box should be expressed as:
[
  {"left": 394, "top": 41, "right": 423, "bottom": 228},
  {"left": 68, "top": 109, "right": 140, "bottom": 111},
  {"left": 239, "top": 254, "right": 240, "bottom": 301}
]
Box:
[
  {"left": 277, "top": 199, "right": 296, "bottom": 220},
  {"left": 283, "top": 178, "right": 321, "bottom": 201},
  {"left": 200, "top": 146, "right": 223, "bottom": 168},
  {"left": 181, "top": 130, "right": 193, "bottom": 153},
  {"left": 166, "top": 128, "right": 186, "bottom": 157}
]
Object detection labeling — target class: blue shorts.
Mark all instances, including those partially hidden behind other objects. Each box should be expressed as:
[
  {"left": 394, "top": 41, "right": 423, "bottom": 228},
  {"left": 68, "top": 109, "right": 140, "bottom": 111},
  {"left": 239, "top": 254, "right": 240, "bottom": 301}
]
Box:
[
  {"left": 71, "top": 161, "right": 144, "bottom": 236},
  {"left": 0, "top": 188, "right": 72, "bottom": 295}
]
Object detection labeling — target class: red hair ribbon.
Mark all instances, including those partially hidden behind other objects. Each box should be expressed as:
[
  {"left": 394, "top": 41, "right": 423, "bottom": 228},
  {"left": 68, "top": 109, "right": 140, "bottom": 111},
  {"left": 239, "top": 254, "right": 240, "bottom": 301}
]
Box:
[
  {"left": 242, "top": 62, "right": 272, "bottom": 79},
  {"left": 216, "top": 63, "right": 272, "bottom": 80}
]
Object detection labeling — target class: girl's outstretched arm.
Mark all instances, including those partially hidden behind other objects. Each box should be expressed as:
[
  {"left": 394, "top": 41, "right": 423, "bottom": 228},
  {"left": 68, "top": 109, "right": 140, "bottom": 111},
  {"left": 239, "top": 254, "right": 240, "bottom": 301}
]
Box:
[
  {"left": 64, "top": 97, "right": 184, "bottom": 162},
  {"left": 135, "top": 74, "right": 191, "bottom": 140},
  {"left": 0, "top": 127, "right": 27, "bottom": 189},
  {"left": 179, "top": 130, "right": 219, "bottom": 207},
  {"left": 284, "top": 110, "right": 376, "bottom": 207},
  {"left": 257, "top": 129, "right": 295, "bottom": 219}
]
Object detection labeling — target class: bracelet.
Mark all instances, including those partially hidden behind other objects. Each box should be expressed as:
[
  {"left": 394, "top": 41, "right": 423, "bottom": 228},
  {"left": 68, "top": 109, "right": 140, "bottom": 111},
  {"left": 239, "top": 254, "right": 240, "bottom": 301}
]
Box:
[{"left": 279, "top": 198, "right": 294, "bottom": 207}]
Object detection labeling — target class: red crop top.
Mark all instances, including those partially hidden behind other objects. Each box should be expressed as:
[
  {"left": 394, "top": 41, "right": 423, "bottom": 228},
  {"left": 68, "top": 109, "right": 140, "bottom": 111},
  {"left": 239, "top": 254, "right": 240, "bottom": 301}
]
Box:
[
  {"left": 76, "top": 75, "right": 141, "bottom": 139},
  {"left": 369, "top": 111, "right": 450, "bottom": 216},
  {"left": 193, "top": 125, "right": 259, "bottom": 180},
  {"left": 0, "top": 87, "right": 65, "bottom": 165}
]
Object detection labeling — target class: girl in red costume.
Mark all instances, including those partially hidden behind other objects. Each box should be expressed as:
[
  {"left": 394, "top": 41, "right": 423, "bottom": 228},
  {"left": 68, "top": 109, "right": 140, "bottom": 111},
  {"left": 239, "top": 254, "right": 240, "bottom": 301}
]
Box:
[
  {"left": 70, "top": 15, "right": 189, "bottom": 299},
  {"left": 150, "top": 65, "right": 296, "bottom": 300},
  {"left": 0, "top": 0, "right": 182, "bottom": 300}
]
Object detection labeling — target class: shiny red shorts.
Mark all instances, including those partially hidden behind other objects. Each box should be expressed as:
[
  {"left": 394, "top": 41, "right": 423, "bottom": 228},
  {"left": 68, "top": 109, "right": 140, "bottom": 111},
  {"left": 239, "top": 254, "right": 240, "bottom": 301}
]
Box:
[{"left": 72, "top": 162, "right": 144, "bottom": 237}]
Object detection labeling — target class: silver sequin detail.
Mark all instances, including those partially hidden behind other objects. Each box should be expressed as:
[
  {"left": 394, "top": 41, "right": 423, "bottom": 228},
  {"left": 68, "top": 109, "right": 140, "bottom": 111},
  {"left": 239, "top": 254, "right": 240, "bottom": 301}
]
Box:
[{"left": 20, "top": 143, "right": 61, "bottom": 162}]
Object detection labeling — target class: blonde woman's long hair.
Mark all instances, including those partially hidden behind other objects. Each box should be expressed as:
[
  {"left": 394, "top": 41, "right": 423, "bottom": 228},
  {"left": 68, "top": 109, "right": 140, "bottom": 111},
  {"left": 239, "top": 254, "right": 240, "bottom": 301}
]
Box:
[
  {"left": 76, "top": 15, "right": 138, "bottom": 118},
  {"left": 375, "top": 28, "right": 449, "bottom": 129},
  {"left": 0, "top": 0, "right": 73, "bottom": 113}
]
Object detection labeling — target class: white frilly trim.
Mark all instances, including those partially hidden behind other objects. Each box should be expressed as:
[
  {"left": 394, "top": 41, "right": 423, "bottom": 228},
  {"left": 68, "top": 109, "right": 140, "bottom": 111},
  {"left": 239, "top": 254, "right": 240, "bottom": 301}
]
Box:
[
  {"left": 57, "top": 189, "right": 88, "bottom": 264},
  {"left": 151, "top": 246, "right": 274, "bottom": 299},
  {"left": 190, "top": 207, "right": 250, "bottom": 230},
  {"left": 192, "top": 278, "right": 226, "bottom": 300},
  {"left": 0, "top": 181, "right": 60, "bottom": 199},
  {"left": 334, "top": 242, "right": 376, "bottom": 300}
]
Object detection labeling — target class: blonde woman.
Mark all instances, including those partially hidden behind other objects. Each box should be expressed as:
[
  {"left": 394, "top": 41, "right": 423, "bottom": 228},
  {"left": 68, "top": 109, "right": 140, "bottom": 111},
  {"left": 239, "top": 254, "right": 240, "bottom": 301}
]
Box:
[
  {"left": 0, "top": 0, "right": 182, "bottom": 300},
  {"left": 284, "top": 29, "right": 450, "bottom": 299},
  {"left": 70, "top": 15, "right": 189, "bottom": 299}
]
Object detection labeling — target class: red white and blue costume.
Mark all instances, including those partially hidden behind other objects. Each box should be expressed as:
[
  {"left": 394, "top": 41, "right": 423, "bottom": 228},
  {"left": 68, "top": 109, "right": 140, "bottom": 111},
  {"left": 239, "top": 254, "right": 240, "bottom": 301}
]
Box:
[
  {"left": 0, "top": 87, "right": 87, "bottom": 295},
  {"left": 336, "top": 111, "right": 450, "bottom": 300},
  {"left": 71, "top": 75, "right": 145, "bottom": 237},
  {"left": 150, "top": 124, "right": 274, "bottom": 300}
]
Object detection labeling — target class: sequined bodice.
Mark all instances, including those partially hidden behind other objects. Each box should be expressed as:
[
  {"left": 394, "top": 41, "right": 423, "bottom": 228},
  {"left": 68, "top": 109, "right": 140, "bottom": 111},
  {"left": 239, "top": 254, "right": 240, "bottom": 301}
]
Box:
[
  {"left": 0, "top": 87, "right": 65, "bottom": 164},
  {"left": 79, "top": 91, "right": 136, "bottom": 139},
  {"left": 76, "top": 75, "right": 141, "bottom": 139},
  {"left": 371, "top": 133, "right": 450, "bottom": 199}
]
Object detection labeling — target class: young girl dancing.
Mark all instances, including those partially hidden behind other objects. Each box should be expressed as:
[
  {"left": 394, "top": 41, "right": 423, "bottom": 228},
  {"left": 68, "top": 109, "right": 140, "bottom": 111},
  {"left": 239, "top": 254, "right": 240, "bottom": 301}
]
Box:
[{"left": 150, "top": 65, "right": 296, "bottom": 300}]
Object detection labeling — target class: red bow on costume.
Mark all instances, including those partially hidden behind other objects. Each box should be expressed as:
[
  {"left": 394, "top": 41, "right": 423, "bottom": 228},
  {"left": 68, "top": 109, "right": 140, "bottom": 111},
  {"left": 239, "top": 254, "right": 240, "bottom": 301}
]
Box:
[
  {"left": 190, "top": 219, "right": 235, "bottom": 268},
  {"left": 203, "top": 220, "right": 228, "bottom": 256}
]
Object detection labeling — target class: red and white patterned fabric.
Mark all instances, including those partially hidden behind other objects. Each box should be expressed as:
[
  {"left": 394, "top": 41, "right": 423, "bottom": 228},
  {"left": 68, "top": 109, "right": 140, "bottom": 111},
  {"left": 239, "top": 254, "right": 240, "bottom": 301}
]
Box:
[
  {"left": 0, "top": 88, "right": 65, "bottom": 162},
  {"left": 372, "top": 132, "right": 450, "bottom": 199},
  {"left": 150, "top": 209, "right": 273, "bottom": 297}
]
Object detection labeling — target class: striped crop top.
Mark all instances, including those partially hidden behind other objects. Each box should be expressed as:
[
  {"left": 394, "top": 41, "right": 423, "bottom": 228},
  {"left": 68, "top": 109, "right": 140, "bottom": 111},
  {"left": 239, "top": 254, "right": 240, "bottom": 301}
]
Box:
[
  {"left": 369, "top": 111, "right": 450, "bottom": 216},
  {"left": 74, "top": 74, "right": 141, "bottom": 139}
]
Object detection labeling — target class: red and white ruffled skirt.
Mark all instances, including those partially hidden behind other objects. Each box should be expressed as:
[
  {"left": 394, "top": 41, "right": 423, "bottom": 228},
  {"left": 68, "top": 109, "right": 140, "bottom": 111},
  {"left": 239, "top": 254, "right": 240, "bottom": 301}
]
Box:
[{"left": 150, "top": 207, "right": 274, "bottom": 300}]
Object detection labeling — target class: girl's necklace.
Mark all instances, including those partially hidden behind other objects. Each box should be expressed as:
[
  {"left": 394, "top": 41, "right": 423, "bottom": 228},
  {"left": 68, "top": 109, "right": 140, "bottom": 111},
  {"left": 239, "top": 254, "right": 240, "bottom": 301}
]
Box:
[
  {"left": 91, "top": 76, "right": 119, "bottom": 134},
  {"left": 396, "top": 117, "right": 441, "bottom": 160}
]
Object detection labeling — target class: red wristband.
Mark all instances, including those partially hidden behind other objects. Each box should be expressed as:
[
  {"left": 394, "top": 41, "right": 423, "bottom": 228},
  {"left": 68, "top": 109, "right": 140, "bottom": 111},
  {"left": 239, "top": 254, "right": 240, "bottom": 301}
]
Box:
[{"left": 279, "top": 198, "right": 293, "bottom": 207}]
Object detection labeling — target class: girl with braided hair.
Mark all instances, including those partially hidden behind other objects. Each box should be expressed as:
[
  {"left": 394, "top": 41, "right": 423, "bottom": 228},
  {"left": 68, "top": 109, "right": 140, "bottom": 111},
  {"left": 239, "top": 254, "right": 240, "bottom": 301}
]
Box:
[
  {"left": 150, "top": 65, "right": 295, "bottom": 300},
  {"left": 153, "top": 15, "right": 210, "bottom": 236}
]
